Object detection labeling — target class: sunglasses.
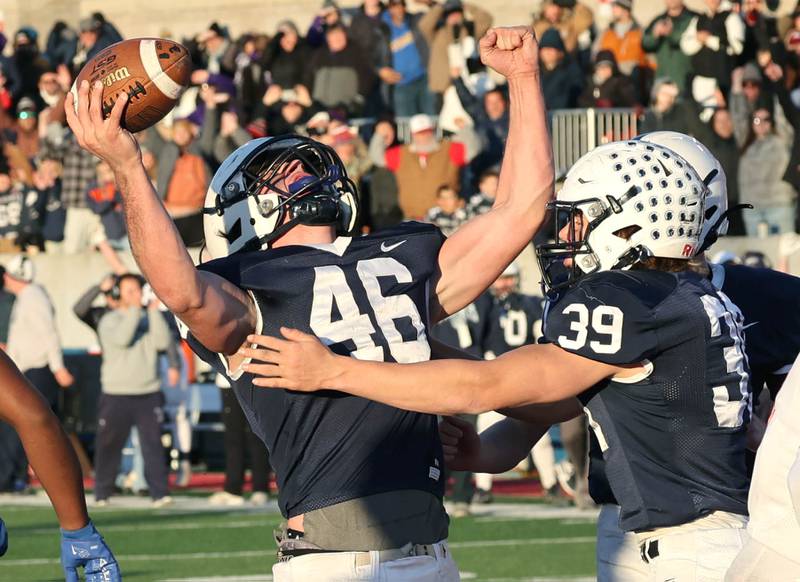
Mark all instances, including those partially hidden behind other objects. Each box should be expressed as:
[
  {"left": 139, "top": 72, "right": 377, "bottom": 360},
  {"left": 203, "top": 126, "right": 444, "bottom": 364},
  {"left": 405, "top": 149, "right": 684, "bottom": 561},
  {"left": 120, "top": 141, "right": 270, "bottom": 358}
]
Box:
[
  {"left": 753, "top": 115, "right": 772, "bottom": 125},
  {"left": 18, "top": 111, "right": 36, "bottom": 120}
]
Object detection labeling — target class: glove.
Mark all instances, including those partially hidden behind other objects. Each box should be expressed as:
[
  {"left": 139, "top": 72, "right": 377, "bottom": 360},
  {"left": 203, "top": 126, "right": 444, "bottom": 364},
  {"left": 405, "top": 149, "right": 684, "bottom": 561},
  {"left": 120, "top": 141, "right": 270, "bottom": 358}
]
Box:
[
  {"left": 60, "top": 521, "right": 121, "bottom": 582},
  {"left": 0, "top": 517, "right": 8, "bottom": 556}
]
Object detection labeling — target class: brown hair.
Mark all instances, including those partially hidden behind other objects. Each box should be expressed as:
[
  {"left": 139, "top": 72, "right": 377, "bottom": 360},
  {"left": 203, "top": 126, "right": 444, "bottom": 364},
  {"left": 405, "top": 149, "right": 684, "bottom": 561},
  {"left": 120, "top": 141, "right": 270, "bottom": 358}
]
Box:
[
  {"left": 614, "top": 225, "right": 703, "bottom": 274},
  {"left": 631, "top": 256, "right": 693, "bottom": 273}
]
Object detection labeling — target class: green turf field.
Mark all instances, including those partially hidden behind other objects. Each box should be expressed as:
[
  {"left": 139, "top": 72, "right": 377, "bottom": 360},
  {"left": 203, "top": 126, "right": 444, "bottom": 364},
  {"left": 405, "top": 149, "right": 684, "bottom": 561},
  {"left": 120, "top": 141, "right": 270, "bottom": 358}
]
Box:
[{"left": 0, "top": 496, "right": 597, "bottom": 581}]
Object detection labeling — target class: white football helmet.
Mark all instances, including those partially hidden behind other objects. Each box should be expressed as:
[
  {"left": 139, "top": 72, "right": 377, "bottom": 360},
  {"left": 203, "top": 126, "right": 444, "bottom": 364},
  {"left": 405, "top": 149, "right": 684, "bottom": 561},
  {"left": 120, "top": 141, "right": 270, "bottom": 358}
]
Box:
[
  {"left": 203, "top": 134, "right": 359, "bottom": 259},
  {"left": 636, "top": 131, "right": 727, "bottom": 252},
  {"left": 537, "top": 140, "right": 707, "bottom": 293}
]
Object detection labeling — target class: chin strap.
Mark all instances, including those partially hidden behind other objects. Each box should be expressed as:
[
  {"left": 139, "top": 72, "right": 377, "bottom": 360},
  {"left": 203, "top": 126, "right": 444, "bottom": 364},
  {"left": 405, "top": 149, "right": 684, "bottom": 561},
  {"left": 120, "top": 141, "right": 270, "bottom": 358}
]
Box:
[{"left": 697, "top": 203, "right": 754, "bottom": 254}]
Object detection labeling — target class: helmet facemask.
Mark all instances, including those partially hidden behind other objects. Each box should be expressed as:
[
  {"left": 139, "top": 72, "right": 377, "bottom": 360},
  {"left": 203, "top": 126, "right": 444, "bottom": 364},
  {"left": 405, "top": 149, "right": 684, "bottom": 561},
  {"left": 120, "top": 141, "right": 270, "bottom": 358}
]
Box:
[
  {"left": 203, "top": 135, "right": 359, "bottom": 258},
  {"left": 537, "top": 194, "right": 648, "bottom": 294}
]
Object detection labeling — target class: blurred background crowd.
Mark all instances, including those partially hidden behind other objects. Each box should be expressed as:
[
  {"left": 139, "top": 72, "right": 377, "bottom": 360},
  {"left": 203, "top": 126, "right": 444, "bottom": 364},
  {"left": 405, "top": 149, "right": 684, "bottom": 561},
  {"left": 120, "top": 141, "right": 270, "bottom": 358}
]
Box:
[
  {"left": 1, "top": 0, "right": 800, "bottom": 506},
  {"left": 1, "top": 0, "right": 800, "bottom": 254}
]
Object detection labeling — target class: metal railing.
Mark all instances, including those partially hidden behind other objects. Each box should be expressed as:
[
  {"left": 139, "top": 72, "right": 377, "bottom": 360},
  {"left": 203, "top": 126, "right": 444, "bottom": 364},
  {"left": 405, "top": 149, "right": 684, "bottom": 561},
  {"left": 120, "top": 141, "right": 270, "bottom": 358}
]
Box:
[
  {"left": 352, "top": 107, "right": 640, "bottom": 179},
  {"left": 550, "top": 108, "right": 639, "bottom": 179}
]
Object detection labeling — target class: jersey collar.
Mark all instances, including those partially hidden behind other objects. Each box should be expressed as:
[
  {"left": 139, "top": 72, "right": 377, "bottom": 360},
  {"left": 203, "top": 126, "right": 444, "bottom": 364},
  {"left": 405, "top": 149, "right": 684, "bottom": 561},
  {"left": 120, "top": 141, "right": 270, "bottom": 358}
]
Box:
[{"left": 296, "top": 236, "right": 353, "bottom": 257}]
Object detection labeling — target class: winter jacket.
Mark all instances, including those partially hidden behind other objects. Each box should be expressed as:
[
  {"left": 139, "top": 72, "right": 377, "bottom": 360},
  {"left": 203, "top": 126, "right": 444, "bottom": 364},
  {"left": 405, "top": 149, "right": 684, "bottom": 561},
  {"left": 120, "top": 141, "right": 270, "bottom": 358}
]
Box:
[
  {"left": 641, "top": 7, "right": 698, "bottom": 91},
  {"left": 739, "top": 134, "right": 796, "bottom": 208},
  {"left": 418, "top": 3, "right": 492, "bottom": 94}
]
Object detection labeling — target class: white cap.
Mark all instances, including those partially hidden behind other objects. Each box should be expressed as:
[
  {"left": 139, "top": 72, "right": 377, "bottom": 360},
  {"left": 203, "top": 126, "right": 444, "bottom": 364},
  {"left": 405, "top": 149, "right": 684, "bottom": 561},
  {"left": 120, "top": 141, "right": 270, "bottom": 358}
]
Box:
[
  {"left": 306, "top": 111, "right": 330, "bottom": 127},
  {"left": 5, "top": 255, "right": 35, "bottom": 282},
  {"left": 409, "top": 114, "right": 434, "bottom": 134},
  {"left": 501, "top": 262, "right": 520, "bottom": 278}
]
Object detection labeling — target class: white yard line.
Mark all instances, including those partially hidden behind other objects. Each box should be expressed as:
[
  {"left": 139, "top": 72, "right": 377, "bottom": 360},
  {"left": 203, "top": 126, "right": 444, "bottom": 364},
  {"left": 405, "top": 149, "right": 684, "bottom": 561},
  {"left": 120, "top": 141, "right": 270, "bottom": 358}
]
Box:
[
  {"left": 27, "top": 519, "right": 272, "bottom": 535},
  {"left": 0, "top": 536, "right": 596, "bottom": 568}
]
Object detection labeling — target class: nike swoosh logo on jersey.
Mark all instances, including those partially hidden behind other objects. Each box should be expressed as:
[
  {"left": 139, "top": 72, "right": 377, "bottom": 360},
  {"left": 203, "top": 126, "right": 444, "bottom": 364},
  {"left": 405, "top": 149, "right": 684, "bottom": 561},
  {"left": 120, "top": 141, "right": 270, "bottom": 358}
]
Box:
[
  {"left": 577, "top": 177, "right": 593, "bottom": 184},
  {"left": 381, "top": 240, "right": 407, "bottom": 252},
  {"left": 742, "top": 321, "right": 760, "bottom": 330}
]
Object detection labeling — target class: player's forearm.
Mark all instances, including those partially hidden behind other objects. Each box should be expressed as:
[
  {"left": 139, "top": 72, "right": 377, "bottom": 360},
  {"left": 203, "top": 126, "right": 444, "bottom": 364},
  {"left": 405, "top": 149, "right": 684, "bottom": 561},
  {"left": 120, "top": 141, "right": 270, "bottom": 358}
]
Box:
[
  {"left": 430, "top": 74, "right": 554, "bottom": 320},
  {"left": 475, "top": 417, "right": 550, "bottom": 474},
  {"left": 494, "top": 74, "right": 554, "bottom": 224},
  {"left": 114, "top": 162, "right": 204, "bottom": 315},
  {"left": 324, "top": 355, "right": 489, "bottom": 414},
  {"left": 499, "top": 398, "right": 583, "bottom": 425},
  {"left": 332, "top": 352, "right": 541, "bottom": 415},
  {"left": 330, "top": 344, "right": 611, "bottom": 414}
]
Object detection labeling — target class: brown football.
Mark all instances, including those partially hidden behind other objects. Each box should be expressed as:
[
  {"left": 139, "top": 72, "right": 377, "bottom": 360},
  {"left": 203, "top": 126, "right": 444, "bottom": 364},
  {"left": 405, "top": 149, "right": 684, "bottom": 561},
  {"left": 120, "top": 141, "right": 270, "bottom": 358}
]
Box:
[{"left": 71, "top": 37, "right": 192, "bottom": 133}]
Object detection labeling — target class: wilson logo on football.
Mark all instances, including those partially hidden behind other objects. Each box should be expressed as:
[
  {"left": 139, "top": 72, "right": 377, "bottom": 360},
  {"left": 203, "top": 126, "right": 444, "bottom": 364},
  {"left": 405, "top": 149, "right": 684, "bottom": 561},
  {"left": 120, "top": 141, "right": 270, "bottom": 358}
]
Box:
[{"left": 102, "top": 67, "right": 131, "bottom": 87}]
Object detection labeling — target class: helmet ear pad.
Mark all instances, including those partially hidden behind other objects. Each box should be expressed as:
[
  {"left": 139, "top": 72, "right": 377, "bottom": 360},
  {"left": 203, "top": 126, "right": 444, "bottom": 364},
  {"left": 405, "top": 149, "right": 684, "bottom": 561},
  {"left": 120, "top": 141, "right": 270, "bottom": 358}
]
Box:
[{"left": 291, "top": 192, "right": 341, "bottom": 226}]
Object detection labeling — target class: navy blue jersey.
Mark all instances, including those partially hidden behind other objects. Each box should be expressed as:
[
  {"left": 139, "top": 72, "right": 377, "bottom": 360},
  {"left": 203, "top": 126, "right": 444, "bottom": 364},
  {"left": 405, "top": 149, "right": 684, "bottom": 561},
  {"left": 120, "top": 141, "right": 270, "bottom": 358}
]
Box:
[
  {"left": 717, "top": 264, "right": 800, "bottom": 396},
  {"left": 590, "top": 264, "right": 800, "bottom": 509},
  {"left": 185, "top": 222, "right": 447, "bottom": 518},
  {"left": 543, "top": 270, "right": 751, "bottom": 532},
  {"left": 430, "top": 302, "right": 483, "bottom": 358},
  {"left": 477, "top": 291, "right": 544, "bottom": 358}
]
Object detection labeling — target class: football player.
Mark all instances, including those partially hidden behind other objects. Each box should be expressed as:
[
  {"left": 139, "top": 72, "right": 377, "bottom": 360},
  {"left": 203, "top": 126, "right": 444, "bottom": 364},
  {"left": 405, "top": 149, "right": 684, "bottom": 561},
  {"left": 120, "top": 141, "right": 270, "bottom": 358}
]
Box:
[
  {"left": 725, "top": 355, "right": 800, "bottom": 580},
  {"left": 0, "top": 350, "right": 120, "bottom": 581},
  {"left": 635, "top": 133, "right": 800, "bottom": 580},
  {"left": 246, "top": 139, "right": 755, "bottom": 580},
  {"left": 65, "top": 26, "right": 553, "bottom": 581},
  {"left": 581, "top": 131, "right": 800, "bottom": 581},
  {"left": 443, "top": 132, "right": 800, "bottom": 581}
]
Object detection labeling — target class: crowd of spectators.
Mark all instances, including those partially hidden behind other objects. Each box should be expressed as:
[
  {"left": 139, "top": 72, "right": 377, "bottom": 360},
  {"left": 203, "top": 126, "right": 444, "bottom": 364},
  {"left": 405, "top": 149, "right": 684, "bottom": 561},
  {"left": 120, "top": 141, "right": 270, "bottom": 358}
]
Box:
[
  {"left": 0, "top": 0, "right": 798, "bottom": 256},
  {"left": 4, "top": 0, "right": 800, "bottom": 504}
]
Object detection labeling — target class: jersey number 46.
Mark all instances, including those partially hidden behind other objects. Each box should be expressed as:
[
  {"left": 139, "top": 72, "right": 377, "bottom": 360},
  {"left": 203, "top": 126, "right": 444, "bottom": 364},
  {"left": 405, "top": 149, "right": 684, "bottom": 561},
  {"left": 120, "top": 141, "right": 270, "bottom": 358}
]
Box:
[{"left": 310, "top": 257, "right": 430, "bottom": 364}]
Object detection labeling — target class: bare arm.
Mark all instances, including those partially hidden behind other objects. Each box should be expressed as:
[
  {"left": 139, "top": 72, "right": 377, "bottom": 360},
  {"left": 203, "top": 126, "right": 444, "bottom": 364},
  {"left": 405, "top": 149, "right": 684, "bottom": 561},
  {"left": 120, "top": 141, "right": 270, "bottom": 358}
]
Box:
[
  {"left": 474, "top": 417, "right": 549, "bottom": 473},
  {"left": 499, "top": 397, "right": 583, "bottom": 425},
  {"left": 440, "top": 414, "right": 549, "bottom": 474},
  {"left": 0, "top": 352, "right": 88, "bottom": 530},
  {"left": 431, "top": 27, "right": 554, "bottom": 321},
  {"left": 64, "top": 81, "right": 257, "bottom": 356},
  {"left": 242, "top": 329, "right": 621, "bottom": 415}
]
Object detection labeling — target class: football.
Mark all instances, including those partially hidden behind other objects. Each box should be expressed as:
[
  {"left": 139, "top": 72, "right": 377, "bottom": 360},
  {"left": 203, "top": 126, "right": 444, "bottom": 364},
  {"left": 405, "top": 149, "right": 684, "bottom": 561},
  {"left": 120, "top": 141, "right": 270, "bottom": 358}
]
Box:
[{"left": 71, "top": 37, "right": 192, "bottom": 133}]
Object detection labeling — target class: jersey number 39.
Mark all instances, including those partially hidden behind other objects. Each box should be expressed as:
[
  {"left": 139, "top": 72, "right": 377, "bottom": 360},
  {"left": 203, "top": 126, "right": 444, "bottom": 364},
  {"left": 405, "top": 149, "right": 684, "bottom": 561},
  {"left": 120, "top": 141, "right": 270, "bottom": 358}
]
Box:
[{"left": 557, "top": 304, "right": 624, "bottom": 355}]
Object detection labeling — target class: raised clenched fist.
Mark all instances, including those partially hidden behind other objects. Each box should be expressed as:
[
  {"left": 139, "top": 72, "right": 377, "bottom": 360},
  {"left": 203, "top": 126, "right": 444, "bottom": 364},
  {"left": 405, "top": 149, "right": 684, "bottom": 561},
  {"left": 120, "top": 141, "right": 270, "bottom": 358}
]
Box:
[{"left": 479, "top": 26, "right": 539, "bottom": 80}]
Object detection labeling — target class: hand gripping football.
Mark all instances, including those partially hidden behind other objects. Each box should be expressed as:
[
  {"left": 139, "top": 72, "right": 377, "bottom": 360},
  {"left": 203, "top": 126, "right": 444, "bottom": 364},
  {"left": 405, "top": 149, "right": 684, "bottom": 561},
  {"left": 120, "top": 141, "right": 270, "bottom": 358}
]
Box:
[{"left": 71, "top": 37, "right": 192, "bottom": 133}]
